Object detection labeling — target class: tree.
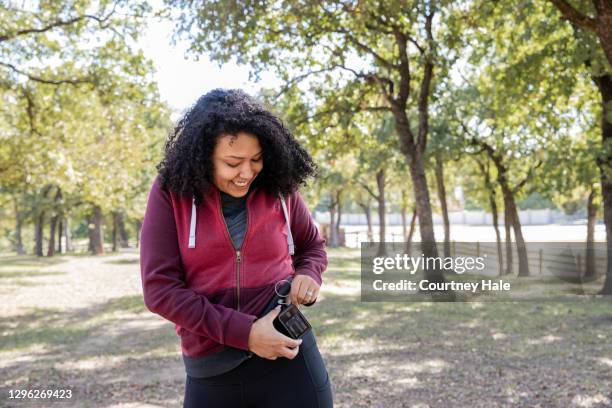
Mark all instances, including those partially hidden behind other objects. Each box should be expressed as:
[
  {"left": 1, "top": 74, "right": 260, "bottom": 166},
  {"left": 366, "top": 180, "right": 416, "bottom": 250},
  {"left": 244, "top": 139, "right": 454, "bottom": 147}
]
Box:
[
  {"left": 0, "top": 0, "right": 150, "bottom": 87},
  {"left": 167, "top": 0, "right": 467, "bottom": 281},
  {"left": 473, "top": 157, "right": 504, "bottom": 276},
  {"left": 544, "top": 79, "right": 602, "bottom": 279},
  {"left": 426, "top": 113, "right": 462, "bottom": 259},
  {"left": 547, "top": 0, "right": 612, "bottom": 293},
  {"left": 1, "top": 1, "right": 170, "bottom": 256},
  {"left": 452, "top": 0, "right": 582, "bottom": 276}
]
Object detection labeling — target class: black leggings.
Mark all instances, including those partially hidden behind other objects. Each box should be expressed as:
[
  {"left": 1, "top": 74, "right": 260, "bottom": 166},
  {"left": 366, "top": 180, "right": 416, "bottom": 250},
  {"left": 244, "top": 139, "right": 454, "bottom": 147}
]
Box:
[{"left": 183, "top": 331, "right": 333, "bottom": 408}]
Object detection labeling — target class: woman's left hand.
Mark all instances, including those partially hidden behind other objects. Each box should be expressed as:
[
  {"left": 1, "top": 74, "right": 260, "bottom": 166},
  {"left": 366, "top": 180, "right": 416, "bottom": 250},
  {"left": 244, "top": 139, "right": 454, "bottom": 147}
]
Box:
[{"left": 289, "top": 275, "right": 320, "bottom": 305}]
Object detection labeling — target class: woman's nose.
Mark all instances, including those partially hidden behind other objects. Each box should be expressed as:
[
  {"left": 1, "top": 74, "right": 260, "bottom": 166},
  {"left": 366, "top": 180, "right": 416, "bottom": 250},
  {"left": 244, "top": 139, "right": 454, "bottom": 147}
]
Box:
[{"left": 239, "top": 163, "right": 254, "bottom": 179}]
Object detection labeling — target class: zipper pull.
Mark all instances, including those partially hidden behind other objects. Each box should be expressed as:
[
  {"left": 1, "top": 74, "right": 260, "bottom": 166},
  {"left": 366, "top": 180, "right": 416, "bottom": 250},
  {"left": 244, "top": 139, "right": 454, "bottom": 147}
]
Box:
[{"left": 236, "top": 250, "right": 241, "bottom": 262}]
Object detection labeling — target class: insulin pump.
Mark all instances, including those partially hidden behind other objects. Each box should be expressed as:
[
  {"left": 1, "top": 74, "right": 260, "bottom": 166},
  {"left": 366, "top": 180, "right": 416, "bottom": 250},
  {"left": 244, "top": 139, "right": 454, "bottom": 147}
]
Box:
[
  {"left": 270, "top": 278, "right": 312, "bottom": 339},
  {"left": 274, "top": 303, "right": 311, "bottom": 339}
]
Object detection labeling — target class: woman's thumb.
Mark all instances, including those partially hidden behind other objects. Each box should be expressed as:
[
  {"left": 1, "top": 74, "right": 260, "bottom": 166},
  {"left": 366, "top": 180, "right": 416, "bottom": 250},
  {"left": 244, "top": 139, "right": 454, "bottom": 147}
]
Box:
[{"left": 267, "top": 305, "right": 282, "bottom": 319}]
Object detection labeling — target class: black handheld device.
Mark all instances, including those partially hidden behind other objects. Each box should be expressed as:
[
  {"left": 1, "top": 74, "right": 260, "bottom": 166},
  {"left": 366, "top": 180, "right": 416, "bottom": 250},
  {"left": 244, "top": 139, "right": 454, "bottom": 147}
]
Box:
[{"left": 273, "top": 304, "right": 312, "bottom": 339}]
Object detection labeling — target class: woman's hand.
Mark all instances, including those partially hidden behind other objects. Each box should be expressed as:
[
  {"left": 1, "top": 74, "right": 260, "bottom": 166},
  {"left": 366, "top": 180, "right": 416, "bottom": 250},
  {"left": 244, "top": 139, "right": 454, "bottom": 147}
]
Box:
[
  {"left": 248, "top": 306, "right": 302, "bottom": 360},
  {"left": 289, "top": 274, "right": 320, "bottom": 305}
]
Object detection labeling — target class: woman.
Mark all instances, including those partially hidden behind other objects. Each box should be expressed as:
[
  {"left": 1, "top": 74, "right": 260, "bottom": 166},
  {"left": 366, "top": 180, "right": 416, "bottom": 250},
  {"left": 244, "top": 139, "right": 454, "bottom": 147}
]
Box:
[{"left": 140, "top": 89, "right": 333, "bottom": 407}]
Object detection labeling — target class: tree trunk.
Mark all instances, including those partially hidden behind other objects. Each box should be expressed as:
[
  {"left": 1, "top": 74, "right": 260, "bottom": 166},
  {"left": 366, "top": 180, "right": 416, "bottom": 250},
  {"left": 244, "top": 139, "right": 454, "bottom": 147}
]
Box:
[
  {"left": 65, "top": 216, "right": 73, "bottom": 252},
  {"left": 35, "top": 213, "right": 44, "bottom": 257},
  {"left": 112, "top": 212, "right": 118, "bottom": 252},
  {"left": 328, "top": 199, "right": 338, "bottom": 248},
  {"left": 435, "top": 156, "right": 451, "bottom": 258},
  {"left": 594, "top": 11, "right": 612, "bottom": 68},
  {"left": 405, "top": 206, "right": 417, "bottom": 255},
  {"left": 88, "top": 205, "right": 104, "bottom": 255},
  {"left": 499, "top": 179, "right": 530, "bottom": 276},
  {"left": 34, "top": 185, "right": 53, "bottom": 257},
  {"left": 136, "top": 219, "right": 142, "bottom": 248},
  {"left": 357, "top": 203, "right": 373, "bottom": 241},
  {"left": 376, "top": 169, "right": 386, "bottom": 256},
  {"left": 58, "top": 219, "right": 63, "bottom": 254},
  {"left": 585, "top": 187, "right": 597, "bottom": 279},
  {"left": 335, "top": 191, "right": 342, "bottom": 247},
  {"left": 407, "top": 152, "right": 443, "bottom": 281},
  {"left": 504, "top": 201, "right": 513, "bottom": 275},
  {"left": 390, "top": 37, "right": 441, "bottom": 282},
  {"left": 549, "top": 1, "right": 612, "bottom": 69},
  {"left": 47, "top": 188, "right": 61, "bottom": 257},
  {"left": 13, "top": 197, "right": 25, "bottom": 255},
  {"left": 117, "top": 212, "right": 130, "bottom": 248},
  {"left": 401, "top": 205, "right": 407, "bottom": 240},
  {"left": 47, "top": 216, "right": 58, "bottom": 257},
  {"left": 489, "top": 188, "right": 504, "bottom": 277},
  {"left": 593, "top": 74, "right": 612, "bottom": 294}
]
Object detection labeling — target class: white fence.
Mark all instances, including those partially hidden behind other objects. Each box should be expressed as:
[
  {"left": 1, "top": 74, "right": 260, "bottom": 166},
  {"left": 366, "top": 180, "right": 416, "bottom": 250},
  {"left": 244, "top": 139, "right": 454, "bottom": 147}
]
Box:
[{"left": 315, "top": 208, "right": 580, "bottom": 226}]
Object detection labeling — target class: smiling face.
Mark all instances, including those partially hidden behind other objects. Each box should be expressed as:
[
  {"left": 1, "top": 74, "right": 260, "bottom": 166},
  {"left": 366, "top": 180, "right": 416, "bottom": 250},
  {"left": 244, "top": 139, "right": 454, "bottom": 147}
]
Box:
[{"left": 211, "top": 132, "right": 263, "bottom": 197}]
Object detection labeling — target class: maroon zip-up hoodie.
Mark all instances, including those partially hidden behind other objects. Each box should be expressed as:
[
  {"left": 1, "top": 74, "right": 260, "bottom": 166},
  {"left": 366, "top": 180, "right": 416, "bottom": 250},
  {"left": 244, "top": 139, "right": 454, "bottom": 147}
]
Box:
[{"left": 140, "top": 177, "right": 327, "bottom": 358}]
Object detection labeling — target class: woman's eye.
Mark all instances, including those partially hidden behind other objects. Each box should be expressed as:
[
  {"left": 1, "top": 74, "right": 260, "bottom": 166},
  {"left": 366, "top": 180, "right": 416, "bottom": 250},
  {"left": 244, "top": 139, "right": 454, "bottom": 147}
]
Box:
[
  {"left": 226, "top": 163, "right": 240, "bottom": 168},
  {"left": 252, "top": 157, "right": 262, "bottom": 163}
]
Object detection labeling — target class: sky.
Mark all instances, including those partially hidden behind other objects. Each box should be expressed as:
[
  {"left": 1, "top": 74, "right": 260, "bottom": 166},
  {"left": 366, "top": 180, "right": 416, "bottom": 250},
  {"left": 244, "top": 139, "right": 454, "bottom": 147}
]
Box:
[{"left": 138, "top": 16, "right": 281, "bottom": 118}]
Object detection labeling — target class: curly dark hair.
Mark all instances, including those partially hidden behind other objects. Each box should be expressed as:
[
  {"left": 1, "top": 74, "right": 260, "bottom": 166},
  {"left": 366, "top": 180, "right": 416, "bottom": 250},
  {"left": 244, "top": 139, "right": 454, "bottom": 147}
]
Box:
[{"left": 157, "top": 89, "right": 317, "bottom": 204}]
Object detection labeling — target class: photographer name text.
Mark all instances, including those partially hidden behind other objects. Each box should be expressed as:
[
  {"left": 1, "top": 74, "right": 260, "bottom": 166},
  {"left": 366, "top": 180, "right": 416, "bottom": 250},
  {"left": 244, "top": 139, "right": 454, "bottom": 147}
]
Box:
[{"left": 372, "top": 279, "right": 511, "bottom": 292}]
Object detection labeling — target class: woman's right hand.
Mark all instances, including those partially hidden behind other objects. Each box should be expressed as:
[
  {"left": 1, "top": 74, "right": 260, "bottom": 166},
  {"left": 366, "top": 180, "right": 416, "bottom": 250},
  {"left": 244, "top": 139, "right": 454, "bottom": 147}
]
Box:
[{"left": 248, "top": 306, "right": 302, "bottom": 360}]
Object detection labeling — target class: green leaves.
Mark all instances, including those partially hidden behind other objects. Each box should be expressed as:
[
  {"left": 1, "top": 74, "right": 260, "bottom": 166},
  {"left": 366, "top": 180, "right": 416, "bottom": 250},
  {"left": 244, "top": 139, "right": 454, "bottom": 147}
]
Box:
[{"left": 0, "top": 1, "right": 172, "bottom": 242}]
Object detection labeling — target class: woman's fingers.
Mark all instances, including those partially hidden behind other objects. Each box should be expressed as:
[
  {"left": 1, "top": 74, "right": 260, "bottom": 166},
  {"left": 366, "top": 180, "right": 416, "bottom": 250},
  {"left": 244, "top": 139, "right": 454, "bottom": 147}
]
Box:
[
  {"left": 279, "top": 345, "right": 300, "bottom": 360},
  {"left": 290, "top": 275, "right": 320, "bottom": 304},
  {"left": 272, "top": 335, "right": 301, "bottom": 360},
  {"left": 290, "top": 279, "right": 302, "bottom": 305},
  {"left": 298, "top": 282, "right": 317, "bottom": 304}
]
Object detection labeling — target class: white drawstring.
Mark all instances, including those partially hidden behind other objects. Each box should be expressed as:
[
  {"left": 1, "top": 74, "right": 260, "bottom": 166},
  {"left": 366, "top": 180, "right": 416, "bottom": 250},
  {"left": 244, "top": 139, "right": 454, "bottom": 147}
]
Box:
[
  {"left": 187, "top": 194, "right": 294, "bottom": 255},
  {"left": 279, "top": 194, "right": 295, "bottom": 255},
  {"left": 188, "top": 197, "right": 197, "bottom": 248}
]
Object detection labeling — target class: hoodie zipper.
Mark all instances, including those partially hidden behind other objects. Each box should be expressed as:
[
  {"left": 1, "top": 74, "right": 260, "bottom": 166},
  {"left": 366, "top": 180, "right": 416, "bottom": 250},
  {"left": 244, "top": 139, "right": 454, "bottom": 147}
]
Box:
[
  {"left": 216, "top": 189, "right": 251, "bottom": 312},
  {"left": 236, "top": 206, "right": 249, "bottom": 311},
  {"left": 235, "top": 249, "right": 241, "bottom": 311}
]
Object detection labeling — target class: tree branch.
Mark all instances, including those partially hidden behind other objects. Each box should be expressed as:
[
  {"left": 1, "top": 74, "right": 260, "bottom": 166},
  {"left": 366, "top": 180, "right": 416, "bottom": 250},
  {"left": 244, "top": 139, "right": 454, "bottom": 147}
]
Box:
[
  {"left": 272, "top": 67, "right": 337, "bottom": 100},
  {"left": 513, "top": 160, "right": 543, "bottom": 193},
  {"left": 319, "top": 5, "right": 398, "bottom": 71},
  {"left": 343, "top": 30, "right": 398, "bottom": 71},
  {"left": 358, "top": 180, "right": 380, "bottom": 201},
  {"left": 360, "top": 105, "right": 392, "bottom": 112},
  {"left": 592, "top": 0, "right": 612, "bottom": 16},
  {"left": 417, "top": 60, "right": 433, "bottom": 152},
  {"left": 406, "top": 35, "right": 425, "bottom": 55},
  {"left": 548, "top": 0, "right": 598, "bottom": 31},
  {"left": 366, "top": 72, "right": 395, "bottom": 102},
  {"left": 333, "top": 63, "right": 395, "bottom": 102},
  {"left": 0, "top": 61, "right": 90, "bottom": 86},
  {"left": 394, "top": 29, "right": 411, "bottom": 104},
  {"left": 0, "top": 6, "right": 118, "bottom": 43},
  {"left": 417, "top": 9, "right": 435, "bottom": 153}
]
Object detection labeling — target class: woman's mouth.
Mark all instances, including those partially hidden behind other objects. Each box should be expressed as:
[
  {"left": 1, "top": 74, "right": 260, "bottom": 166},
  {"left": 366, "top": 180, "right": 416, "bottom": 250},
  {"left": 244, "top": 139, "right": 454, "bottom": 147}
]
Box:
[{"left": 232, "top": 180, "right": 249, "bottom": 188}]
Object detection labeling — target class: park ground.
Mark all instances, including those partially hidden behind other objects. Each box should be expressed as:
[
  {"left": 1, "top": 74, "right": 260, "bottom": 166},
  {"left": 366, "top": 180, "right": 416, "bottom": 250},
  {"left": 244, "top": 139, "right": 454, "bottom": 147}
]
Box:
[{"left": 0, "top": 247, "right": 611, "bottom": 408}]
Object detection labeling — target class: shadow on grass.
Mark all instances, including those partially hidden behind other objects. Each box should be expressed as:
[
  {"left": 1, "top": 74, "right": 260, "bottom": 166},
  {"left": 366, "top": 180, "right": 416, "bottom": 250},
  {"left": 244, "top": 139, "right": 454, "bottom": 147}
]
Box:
[
  {"left": 0, "top": 295, "right": 156, "bottom": 354},
  {"left": 1, "top": 249, "right": 610, "bottom": 407},
  {"left": 0, "top": 271, "right": 66, "bottom": 280},
  {"left": 0, "top": 255, "right": 67, "bottom": 268},
  {"left": 301, "top": 250, "right": 612, "bottom": 406},
  {"left": 104, "top": 258, "right": 140, "bottom": 265},
  {"left": 0, "top": 294, "right": 183, "bottom": 407}
]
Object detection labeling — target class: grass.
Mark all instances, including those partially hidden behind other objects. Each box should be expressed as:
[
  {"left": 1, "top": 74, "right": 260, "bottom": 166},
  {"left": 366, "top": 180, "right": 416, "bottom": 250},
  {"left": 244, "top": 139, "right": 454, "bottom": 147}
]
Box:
[{"left": 0, "top": 248, "right": 610, "bottom": 407}]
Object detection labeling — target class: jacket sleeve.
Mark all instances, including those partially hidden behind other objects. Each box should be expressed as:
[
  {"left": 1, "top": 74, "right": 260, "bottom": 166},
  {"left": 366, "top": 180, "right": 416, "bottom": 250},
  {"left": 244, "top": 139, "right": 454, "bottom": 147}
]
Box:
[
  {"left": 289, "top": 191, "right": 328, "bottom": 286},
  {"left": 140, "top": 178, "right": 255, "bottom": 351}
]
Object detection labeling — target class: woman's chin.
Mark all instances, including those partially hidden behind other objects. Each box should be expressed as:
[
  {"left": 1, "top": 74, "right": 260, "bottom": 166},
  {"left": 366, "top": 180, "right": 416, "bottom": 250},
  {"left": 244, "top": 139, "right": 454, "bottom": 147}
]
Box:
[{"left": 226, "top": 184, "right": 250, "bottom": 197}]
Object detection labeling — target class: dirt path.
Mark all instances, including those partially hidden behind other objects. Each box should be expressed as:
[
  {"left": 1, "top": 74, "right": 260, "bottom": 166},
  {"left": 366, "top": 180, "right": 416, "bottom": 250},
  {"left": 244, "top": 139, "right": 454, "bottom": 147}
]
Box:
[{"left": 0, "top": 251, "right": 184, "bottom": 407}]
